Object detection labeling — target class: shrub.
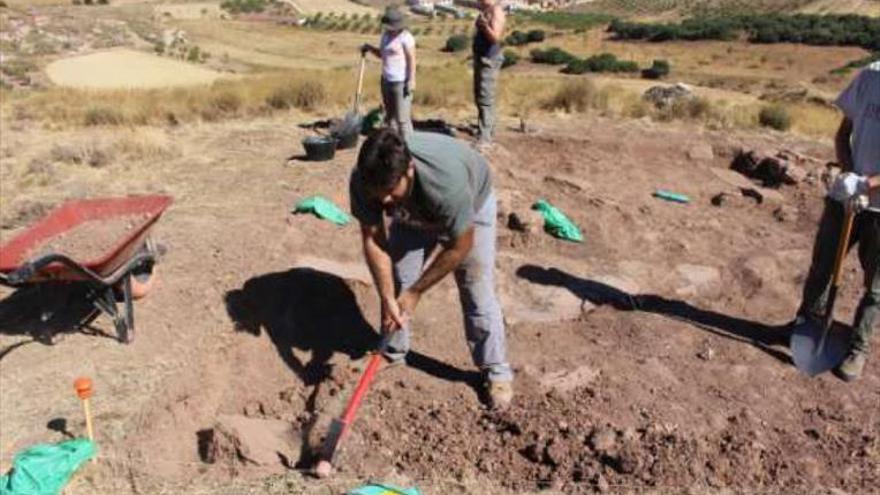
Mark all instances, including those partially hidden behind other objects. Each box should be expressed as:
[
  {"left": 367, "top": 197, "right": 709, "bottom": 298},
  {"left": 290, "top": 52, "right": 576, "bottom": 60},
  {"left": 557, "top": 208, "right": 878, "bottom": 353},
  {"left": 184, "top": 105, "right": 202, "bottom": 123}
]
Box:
[
  {"left": 187, "top": 46, "right": 201, "bottom": 63},
  {"left": 211, "top": 91, "right": 242, "bottom": 114},
  {"left": 220, "top": 0, "right": 267, "bottom": 14},
  {"left": 642, "top": 59, "right": 670, "bottom": 79},
  {"left": 444, "top": 34, "right": 469, "bottom": 52},
  {"left": 51, "top": 142, "right": 113, "bottom": 167},
  {"left": 544, "top": 80, "right": 597, "bottom": 113},
  {"left": 563, "top": 53, "right": 639, "bottom": 74},
  {"left": 502, "top": 49, "right": 519, "bottom": 69},
  {"left": 84, "top": 106, "right": 125, "bottom": 126},
  {"left": 609, "top": 14, "right": 880, "bottom": 51},
  {"left": 506, "top": 29, "right": 545, "bottom": 46},
  {"left": 505, "top": 30, "right": 529, "bottom": 46},
  {"left": 759, "top": 105, "right": 791, "bottom": 131},
  {"left": 522, "top": 11, "right": 613, "bottom": 31},
  {"left": 266, "top": 80, "right": 327, "bottom": 111},
  {"left": 526, "top": 29, "right": 546, "bottom": 43},
  {"left": 530, "top": 47, "right": 577, "bottom": 65}
]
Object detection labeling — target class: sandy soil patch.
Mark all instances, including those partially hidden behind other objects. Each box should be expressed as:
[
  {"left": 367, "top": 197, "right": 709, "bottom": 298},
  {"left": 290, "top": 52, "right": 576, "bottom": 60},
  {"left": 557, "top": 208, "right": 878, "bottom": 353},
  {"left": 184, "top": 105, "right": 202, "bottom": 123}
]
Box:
[
  {"left": 287, "top": 0, "right": 377, "bottom": 15},
  {"left": 46, "top": 49, "right": 227, "bottom": 89}
]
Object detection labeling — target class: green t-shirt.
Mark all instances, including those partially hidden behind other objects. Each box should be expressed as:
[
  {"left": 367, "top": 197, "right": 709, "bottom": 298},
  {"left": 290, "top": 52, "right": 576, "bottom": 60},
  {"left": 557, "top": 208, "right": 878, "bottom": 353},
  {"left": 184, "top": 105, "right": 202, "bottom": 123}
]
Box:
[{"left": 350, "top": 132, "right": 492, "bottom": 240}]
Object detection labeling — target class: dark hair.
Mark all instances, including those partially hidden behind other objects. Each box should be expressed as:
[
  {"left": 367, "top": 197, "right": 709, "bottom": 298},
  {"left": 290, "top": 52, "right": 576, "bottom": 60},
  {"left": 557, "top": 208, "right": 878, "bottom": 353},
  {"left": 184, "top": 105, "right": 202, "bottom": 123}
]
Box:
[{"left": 356, "top": 128, "right": 412, "bottom": 193}]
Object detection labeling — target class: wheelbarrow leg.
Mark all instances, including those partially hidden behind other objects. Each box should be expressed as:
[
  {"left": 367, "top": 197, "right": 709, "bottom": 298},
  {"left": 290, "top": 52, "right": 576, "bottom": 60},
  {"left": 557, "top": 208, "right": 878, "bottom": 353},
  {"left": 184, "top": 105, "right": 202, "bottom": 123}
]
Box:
[
  {"left": 120, "top": 273, "right": 134, "bottom": 344},
  {"left": 90, "top": 277, "right": 134, "bottom": 344}
]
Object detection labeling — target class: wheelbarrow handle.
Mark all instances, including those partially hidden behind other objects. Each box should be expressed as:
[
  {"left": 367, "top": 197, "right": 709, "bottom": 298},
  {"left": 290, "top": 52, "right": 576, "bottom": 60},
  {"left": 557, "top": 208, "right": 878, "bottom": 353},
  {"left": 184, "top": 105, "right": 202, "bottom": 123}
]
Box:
[{"left": 4, "top": 251, "right": 156, "bottom": 287}]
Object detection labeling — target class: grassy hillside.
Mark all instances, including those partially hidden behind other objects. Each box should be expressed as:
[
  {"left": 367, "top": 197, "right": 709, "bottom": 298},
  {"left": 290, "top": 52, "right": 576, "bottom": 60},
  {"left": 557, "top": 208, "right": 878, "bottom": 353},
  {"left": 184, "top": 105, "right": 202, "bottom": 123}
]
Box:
[{"left": 575, "top": 0, "right": 880, "bottom": 18}]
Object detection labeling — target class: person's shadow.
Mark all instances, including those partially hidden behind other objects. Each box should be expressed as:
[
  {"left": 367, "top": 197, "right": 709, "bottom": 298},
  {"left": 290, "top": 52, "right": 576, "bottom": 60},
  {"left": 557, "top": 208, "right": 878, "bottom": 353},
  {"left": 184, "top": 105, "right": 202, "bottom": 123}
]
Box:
[
  {"left": 225, "top": 267, "right": 483, "bottom": 388},
  {"left": 224, "top": 268, "right": 379, "bottom": 386},
  {"left": 0, "top": 283, "right": 110, "bottom": 360},
  {"left": 223, "top": 267, "right": 483, "bottom": 466},
  {"left": 516, "top": 265, "right": 792, "bottom": 365}
]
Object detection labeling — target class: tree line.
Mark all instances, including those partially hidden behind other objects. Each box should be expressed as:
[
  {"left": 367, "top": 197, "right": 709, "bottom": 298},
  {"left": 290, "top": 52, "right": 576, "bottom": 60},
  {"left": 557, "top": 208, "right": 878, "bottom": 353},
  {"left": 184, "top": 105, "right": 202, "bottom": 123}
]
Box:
[{"left": 609, "top": 14, "right": 880, "bottom": 51}]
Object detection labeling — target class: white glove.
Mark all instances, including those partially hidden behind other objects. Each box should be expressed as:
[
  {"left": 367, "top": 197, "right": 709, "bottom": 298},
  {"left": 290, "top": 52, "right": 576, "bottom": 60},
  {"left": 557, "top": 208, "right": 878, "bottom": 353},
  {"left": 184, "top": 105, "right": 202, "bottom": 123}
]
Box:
[{"left": 828, "top": 172, "right": 869, "bottom": 203}]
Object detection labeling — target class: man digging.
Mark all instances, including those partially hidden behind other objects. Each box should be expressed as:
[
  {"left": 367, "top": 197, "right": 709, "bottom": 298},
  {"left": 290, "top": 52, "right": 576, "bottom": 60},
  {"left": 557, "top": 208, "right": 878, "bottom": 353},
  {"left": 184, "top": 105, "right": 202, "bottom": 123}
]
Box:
[
  {"left": 349, "top": 128, "right": 514, "bottom": 408},
  {"left": 795, "top": 63, "right": 880, "bottom": 381}
]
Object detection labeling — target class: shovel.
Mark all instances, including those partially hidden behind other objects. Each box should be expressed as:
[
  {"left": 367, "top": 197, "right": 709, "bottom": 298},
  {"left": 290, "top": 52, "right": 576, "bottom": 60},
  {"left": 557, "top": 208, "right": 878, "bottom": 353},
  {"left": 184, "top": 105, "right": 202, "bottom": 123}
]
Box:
[
  {"left": 314, "top": 334, "right": 390, "bottom": 478},
  {"left": 334, "top": 54, "right": 367, "bottom": 142},
  {"left": 790, "top": 199, "right": 858, "bottom": 376}
]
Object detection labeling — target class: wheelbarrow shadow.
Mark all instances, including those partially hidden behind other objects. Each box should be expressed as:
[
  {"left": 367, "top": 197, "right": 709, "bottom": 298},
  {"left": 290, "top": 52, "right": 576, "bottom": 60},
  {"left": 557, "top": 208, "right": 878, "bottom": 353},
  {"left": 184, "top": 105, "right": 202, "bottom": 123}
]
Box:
[
  {"left": 0, "top": 283, "right": 114, "bottom": 360},
  {"left": 516, "top": 265, "right": 792, "bottom": 365}
]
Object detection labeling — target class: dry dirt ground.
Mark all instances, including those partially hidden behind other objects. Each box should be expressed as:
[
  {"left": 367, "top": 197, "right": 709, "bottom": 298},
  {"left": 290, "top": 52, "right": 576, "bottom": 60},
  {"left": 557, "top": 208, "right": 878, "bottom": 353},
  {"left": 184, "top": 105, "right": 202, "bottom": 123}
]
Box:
[
  {"left": 45, "top": 49, "right": 229, "bottom": 89},
  {"left": 0, "top": 111, "right": 878, "bottom": 494}
]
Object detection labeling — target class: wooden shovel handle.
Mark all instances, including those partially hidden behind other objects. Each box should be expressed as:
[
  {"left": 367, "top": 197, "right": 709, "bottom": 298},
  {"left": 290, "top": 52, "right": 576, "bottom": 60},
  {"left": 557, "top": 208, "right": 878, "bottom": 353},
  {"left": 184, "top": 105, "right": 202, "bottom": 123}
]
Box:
[
  {"left": 354, "top": 55, "right": 366, "bottom": 114},
  {"left": 824, "top": 200, "right": 857, "bottom": 329},
  {"left": 830, "top": 201, "right": 857, "bottom": 287}
]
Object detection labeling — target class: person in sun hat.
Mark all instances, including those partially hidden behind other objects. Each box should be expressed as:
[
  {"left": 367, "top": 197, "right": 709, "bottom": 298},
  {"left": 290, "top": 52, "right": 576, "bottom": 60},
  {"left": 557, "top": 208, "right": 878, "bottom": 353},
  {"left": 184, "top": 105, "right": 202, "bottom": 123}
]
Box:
[
  {"left": 794, "top": 62, "right": 880, "bottom": 382},
  {"left": 361, "top": 6, "right": 416, "bottom": 139}
]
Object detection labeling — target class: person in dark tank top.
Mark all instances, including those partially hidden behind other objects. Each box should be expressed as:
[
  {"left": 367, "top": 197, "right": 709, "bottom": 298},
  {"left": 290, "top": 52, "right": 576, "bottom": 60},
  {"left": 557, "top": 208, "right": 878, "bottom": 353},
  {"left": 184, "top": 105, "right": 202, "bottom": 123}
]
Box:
[{"left": 472, "top": 0, "right": 506, "bottom": 149}]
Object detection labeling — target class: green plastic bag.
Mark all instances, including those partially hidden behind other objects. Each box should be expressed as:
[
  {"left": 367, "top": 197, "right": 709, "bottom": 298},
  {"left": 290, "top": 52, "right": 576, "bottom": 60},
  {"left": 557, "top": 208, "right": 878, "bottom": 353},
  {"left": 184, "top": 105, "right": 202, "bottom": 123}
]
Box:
[
  {"left": 0, "top": 439, "right": 96, "bottom": 495},
  {"left": 348, "top": 484, "right": 422, "bottom": 495},
  {"left": 292, "top": 196, "right": 352, "bottom": 226},
  {"left": 361, "top": 107, "right": 384, "bottom": 135},
  {"left": 532, "top": 199, "right": 583, "bottom": 243}
]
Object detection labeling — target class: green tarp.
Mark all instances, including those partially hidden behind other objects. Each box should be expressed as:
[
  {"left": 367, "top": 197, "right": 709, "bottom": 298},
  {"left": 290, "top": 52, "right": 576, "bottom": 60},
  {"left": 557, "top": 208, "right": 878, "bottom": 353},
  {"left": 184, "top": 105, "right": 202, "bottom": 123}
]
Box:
[
  {"left": 532, "top": 199, "right": 583, "bottom": 242},
  {"left": 292, "top": 196, "right": 352, "bottom": 226},
  {"left": 0, "top": 439, "right": 95, "bottom": 495},
  {"left": 348, "top": 483, "right": 422, "bottom": 495}
]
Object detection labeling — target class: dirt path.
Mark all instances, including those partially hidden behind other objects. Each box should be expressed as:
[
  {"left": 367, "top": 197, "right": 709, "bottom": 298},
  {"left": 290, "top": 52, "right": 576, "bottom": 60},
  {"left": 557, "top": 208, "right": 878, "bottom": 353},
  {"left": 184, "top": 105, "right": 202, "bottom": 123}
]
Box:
[{"left": 0, "top": 113, "right": 877, "bottom": 494}]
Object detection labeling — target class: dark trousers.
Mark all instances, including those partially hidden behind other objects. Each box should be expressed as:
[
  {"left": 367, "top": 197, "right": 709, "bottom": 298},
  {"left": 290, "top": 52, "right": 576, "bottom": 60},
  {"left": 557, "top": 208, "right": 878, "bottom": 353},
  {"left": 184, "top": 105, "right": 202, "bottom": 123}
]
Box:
[{"left": 798, "top": 199, "right": 880, "bottom": 352}]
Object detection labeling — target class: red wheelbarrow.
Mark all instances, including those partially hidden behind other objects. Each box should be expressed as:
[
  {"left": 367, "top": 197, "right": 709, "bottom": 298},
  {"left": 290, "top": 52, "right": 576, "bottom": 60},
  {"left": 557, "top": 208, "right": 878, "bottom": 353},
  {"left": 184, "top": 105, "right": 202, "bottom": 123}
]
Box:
[{"left": 0, "top": 195, "right": 173, "bottom": 344}]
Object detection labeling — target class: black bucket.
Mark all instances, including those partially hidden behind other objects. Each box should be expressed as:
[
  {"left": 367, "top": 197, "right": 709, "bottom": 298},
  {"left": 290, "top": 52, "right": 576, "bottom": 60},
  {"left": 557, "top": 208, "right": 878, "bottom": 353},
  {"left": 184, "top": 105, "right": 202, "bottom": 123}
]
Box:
[
  {"left": 334, "top": 130, "right": 359, "bottom": 150},
  {"left": 331, "top": 115, "right": 362, "bottom": 150},
  {"left": 302, "top": 136, "right": 337, "bottom": 161}
]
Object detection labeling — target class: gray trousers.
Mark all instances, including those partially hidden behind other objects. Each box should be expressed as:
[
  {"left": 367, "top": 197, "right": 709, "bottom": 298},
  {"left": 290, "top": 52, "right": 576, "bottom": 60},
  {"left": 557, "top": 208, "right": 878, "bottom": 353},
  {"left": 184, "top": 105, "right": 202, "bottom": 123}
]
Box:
[
  {"left": 381, "top": 79, "right": 413, "bottom": 140},
  {"left": 473, "top": 55, "right": 503, "bottom": 143},
  {"left": 384, "top": 193, "right": 513, "bottom": 382},
  {"left": 799, "top": 199, "right": 879, "bottom": 353}
]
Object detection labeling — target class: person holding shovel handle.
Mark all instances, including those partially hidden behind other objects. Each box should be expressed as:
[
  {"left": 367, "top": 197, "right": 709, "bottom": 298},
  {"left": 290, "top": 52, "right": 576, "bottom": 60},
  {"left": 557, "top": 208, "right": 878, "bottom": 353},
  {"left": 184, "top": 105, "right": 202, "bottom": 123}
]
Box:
[
  {"left": 349, "top": 128, "right": 514, "bottom": 409},
  {"left": 795, "top": 62, "right": 880, "bottom": 381},
  {"left": 361, "top": 6, "right": 415, "bottom": 140}
]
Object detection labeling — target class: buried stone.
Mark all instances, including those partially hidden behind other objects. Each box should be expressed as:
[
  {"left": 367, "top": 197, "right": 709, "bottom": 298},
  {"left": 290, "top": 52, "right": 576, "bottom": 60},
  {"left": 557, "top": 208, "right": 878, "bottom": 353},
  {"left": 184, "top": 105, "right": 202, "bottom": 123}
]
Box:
[{"left": 204, "top": 414, "right": 302, "bottom": 470}]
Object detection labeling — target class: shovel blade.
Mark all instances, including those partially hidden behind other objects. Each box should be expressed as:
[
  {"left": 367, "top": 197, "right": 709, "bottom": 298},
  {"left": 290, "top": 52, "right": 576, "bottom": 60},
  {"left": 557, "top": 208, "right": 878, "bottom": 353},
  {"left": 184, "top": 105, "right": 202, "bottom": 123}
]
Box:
[
  {"left": 791, "top": 319, "right": 850, "bottom": 377},
  {"left": 320, "top": 417, "right": 348, "bottom": 462}
]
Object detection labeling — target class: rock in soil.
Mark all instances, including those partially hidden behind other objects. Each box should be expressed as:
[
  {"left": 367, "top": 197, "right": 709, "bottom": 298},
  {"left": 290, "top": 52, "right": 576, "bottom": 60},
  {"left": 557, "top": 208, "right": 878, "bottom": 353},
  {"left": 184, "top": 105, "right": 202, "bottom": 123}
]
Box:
[{"left": 205, "top": 414, "right": 301, "bottom": 471}]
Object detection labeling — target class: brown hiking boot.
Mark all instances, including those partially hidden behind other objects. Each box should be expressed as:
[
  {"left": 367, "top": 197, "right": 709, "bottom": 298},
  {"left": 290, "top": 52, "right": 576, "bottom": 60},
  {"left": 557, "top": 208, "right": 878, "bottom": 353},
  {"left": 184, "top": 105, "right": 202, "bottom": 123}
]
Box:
[
  {"left": 835, "top": 350, "right": 868, "bottom": 382},
  {"left": 487, "top": 381, "right": 514, "bottom": 410}
]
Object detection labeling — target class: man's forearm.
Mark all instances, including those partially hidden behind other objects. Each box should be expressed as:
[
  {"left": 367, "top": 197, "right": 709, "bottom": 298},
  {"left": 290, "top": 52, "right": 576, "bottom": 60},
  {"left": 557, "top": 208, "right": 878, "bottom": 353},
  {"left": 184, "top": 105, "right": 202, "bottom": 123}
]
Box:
[
  {"left": 409, "top": 245, "right": 467, "bottom": 295},
  {"left": 364, "top": 238, "right": 397, "bottom": 302},
  {"left": 835, "top": 119, "right": 854, "bottom": 171}
]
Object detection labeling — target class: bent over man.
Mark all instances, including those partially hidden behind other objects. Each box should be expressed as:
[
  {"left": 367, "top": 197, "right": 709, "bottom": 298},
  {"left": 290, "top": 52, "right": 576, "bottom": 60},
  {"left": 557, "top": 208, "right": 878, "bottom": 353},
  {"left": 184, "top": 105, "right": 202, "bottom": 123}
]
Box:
[{"left": 349, "top": 128, "right": 514, "bottom": 407}]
